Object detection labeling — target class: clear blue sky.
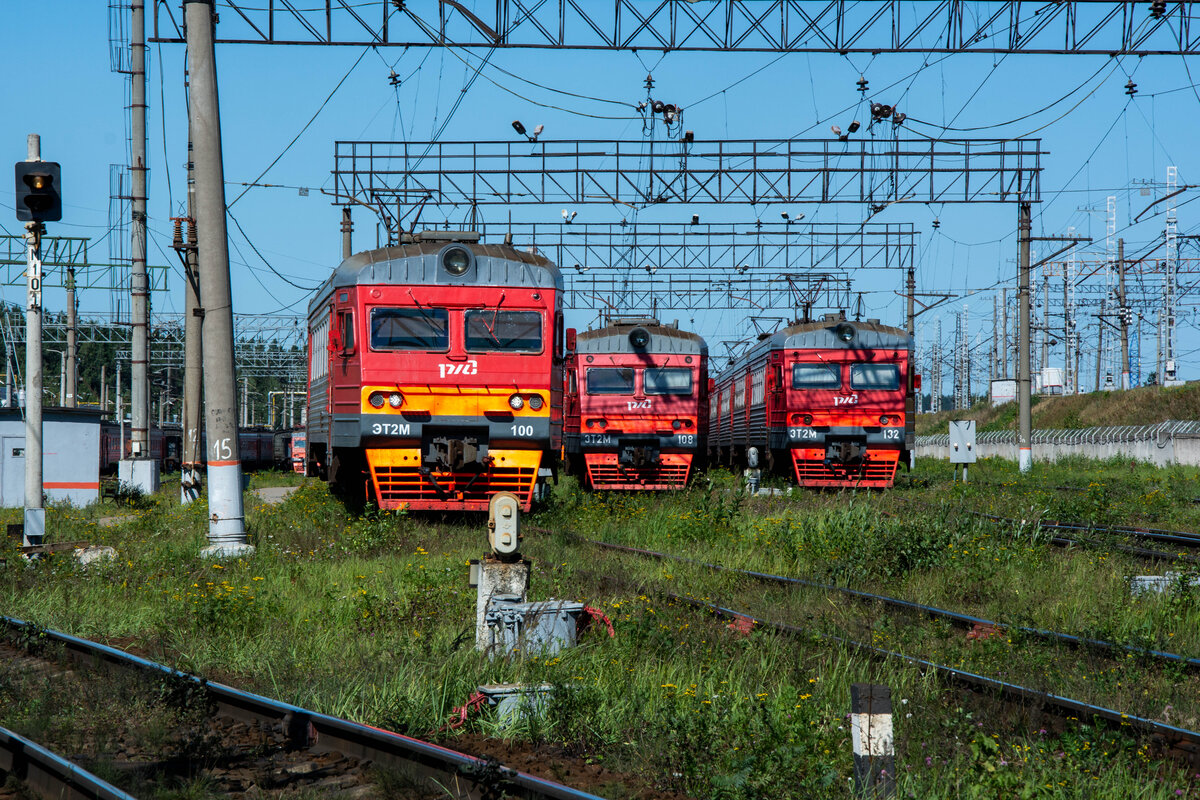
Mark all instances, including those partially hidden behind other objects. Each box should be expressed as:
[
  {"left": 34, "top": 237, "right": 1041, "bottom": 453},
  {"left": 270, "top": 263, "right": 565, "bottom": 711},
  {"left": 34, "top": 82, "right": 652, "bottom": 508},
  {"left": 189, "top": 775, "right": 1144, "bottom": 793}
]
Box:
[{"left": 5, "top": 2, "right": 1200, "bottom": 392}]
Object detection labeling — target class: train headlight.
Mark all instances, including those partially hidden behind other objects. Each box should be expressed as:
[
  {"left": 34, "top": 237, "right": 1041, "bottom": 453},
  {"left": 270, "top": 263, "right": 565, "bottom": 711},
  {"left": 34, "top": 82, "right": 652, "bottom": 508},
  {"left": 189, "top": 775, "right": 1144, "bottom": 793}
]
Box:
[
  {"left": 879, "top": 415, "right": 890, "bottom": 425},
  {"left": 369, "top": 392, "right": 385, "bottom": 408},
  {"left": 835, "top": 322, "right": 856, "bottom": 342},
  {"left": 388, "top": 392, "right": 404, "bottom": 408},
  {"left": 509, "top": 394, "right": 525, "bottom": 410},
  {"left": 440, "top": 245, "right": 473, "bottom": 276},
  {"left": 672, "top": 419, "right": 682, "bottom": 429},
  {"left": 802, "top": 414, "right": 813, "bottom": 425},
  {"left": 528, "top": 395, "right": 544, "bottom": 410},
  {"left": 628, "top": 327, "right": 650, "bottom": 349}
]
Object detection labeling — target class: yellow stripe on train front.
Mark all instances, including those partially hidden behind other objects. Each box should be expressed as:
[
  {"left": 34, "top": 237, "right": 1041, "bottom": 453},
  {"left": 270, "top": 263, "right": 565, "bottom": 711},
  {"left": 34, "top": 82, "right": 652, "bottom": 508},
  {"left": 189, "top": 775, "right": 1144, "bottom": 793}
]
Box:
[{"left": 360, "top": 386, "right": 549, "bottom": 417}]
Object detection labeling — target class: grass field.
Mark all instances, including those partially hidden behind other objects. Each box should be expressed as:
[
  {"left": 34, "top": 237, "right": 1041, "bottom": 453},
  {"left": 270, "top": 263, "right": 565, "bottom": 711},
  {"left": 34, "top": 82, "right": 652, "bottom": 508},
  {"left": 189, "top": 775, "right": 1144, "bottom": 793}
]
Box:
[{"left": 2, "top": 459, "right": 1200, "bottom": 798}]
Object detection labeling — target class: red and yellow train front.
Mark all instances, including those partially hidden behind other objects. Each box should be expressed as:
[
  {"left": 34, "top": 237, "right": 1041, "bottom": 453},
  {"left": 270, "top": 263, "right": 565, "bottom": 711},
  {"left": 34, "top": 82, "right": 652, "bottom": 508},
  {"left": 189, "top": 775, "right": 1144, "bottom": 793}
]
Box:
[
  {"left": 357, "top": 286, "right": 559, "bottom": 511},
  {"left": 575, "top": 355, "right": 701, "bottom": 490},
  {"left": 783, "top": 349, "right": 908, "bottom": 488}
]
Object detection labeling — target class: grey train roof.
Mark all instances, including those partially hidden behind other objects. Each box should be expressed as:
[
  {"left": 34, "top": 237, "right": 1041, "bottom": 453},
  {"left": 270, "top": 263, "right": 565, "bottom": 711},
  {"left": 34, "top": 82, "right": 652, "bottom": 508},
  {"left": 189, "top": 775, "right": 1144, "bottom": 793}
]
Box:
[
  {"left": 576, "top": 318, "right": 708, "bottom": 356},
  {"left": 720, "top": 317, "right": 911, "bottom": 376},
  {"left": 310, "top": 239, "right": 563, "bottom": 314},
  {"left": 771, "top": 318, "right": 911, "bottom": 351}
]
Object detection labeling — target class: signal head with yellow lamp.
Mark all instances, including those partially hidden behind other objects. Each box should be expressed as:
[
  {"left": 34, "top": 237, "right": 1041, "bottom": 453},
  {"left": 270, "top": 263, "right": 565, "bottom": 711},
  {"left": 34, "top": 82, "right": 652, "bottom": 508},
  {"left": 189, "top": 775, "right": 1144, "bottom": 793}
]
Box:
[{"left": 14, "top": 161, "right": 61, "bottom": 223}]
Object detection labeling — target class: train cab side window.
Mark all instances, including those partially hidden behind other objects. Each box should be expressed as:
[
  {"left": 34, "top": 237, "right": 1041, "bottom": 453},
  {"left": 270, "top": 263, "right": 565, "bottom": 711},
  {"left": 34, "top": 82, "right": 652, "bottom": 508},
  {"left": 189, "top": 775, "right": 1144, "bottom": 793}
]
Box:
[
  {"left": 586, "top": 367, "right": 634, "bottom": 395},
  {"left": 370, "top": 308, "right": 450, "bottom": 350},
  {"left": 338, "top": 311, "right": 355, "bottom": 354},
  {"left": 850, "top": 363, "right": 900, "bottom": 391},
  {"left": 792, "top": 363, "right": 840, "bottom": 389},
  {"left": 465, "top": 310, "right": 543, "bottom": 352},
  {"left": 645, "top": 367, "right": 693, "bottom": 395}
]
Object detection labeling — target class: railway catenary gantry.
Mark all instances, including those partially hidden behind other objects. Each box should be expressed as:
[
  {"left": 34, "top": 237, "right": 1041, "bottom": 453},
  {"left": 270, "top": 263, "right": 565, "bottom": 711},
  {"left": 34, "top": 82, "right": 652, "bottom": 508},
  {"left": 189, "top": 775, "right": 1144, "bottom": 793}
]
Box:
[
  {"left": 150, "top": 1, "right": 1200, "bottom": 56},
  {"left": 332, "top": 138, "right": 1043, "bottom": 214},
  {"left": 306, "top": 233, "right": 564, "bottom": 512},
  {"left": 564, "top": 318, "right": 708, "bottom": 490}
]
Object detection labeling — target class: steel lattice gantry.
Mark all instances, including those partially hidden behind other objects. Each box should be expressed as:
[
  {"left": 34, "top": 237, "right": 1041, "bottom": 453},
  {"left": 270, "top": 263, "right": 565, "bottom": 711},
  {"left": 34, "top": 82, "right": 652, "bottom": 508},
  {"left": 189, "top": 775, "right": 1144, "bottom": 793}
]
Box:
[
  {"left": 0, "top": 236, "right": 169, "bottom": 294},
  {"left": 0, "top": 308, "right": 307, "bottom": 382},
  {"left": 490, "top": 221, "right": 913, "bottom": 310},
  {"left": 150, "top": 1, "right": 1200, "bottom": 56},
  {"left": 333, "top": 138, "right": 1042, "bottom": 221}
]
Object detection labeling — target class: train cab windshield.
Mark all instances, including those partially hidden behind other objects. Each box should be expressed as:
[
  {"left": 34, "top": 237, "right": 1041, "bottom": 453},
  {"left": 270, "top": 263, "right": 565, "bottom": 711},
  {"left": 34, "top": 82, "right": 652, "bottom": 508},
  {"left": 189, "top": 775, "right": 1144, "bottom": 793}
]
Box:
[
  {"left": 371, "top": 308, "right": 449, "bottom": 350},
  {"left": 644, "top": 367, "right": 693, "bottom": 395},
  {"left": 586, "top": 367, "right": 635, "bottom": 394},
  {"left": 850, "top": 363, "right": 900, "bottom": 391},
  {"left": 465, "top": 310, "right": 542, "bottom": 352},
  {"left": 792, "top": 363, "right": 840, "bottom": 389}
]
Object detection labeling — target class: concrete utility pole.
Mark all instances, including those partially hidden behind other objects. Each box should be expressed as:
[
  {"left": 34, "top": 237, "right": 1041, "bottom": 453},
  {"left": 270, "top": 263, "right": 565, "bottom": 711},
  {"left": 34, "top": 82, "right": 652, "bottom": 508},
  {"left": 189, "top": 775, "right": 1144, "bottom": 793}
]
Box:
[
  {"left": 186, "top": 0, "right": 252, "bottom": 557},
  {"left": 1017, "top": 202, "right": 1032, "bottom": 473},
  {"left": 1000, "top": 288, "right": 1009, "bottom": 379},
  {"left": 100, "top": 365, "right": 107, "bottom": 411},
  {"left": 1094, "top": 299, "right": 1105, "bottom": 392},
  {"left": 22, "top": 135, "right": 44, "bottom": 547},
  {"left": 1040, "top": 274, "right": 1049, "bottom": 379},
  {"left": 123, "top": 0, "right": 158, "bottom": 492},
  {"left": 342, "top": 206, "right": 353, "bottom": 259},
  {"left": 1119, "top": 239, "right": 1130, "bottom": 390},
  {"left": 181, "top": 136, "right": 204, "bottom": 504},
  {"left": 65, "top": 266, "right": 76, "bottom": 407}
]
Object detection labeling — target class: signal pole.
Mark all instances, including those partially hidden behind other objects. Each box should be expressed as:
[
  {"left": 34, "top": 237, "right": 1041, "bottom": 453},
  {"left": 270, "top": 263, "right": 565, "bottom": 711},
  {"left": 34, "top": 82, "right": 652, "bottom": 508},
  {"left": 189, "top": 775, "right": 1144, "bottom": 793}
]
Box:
[
  {"left": 187, "top": 0, "right": 252, "bottom": 557},
  {"left": 342, "top": 206, "right": 353, "bottom": 259},
  {"left": 22, "top": 134, "right": 45, "bottom": 546}
]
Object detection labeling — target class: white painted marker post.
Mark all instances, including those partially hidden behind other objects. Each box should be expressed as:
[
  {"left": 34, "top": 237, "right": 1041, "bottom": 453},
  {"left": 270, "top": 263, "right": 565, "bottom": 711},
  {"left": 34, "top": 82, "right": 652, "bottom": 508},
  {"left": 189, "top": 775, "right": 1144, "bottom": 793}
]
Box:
[{"left": 850, "top": 683, "right": 895, "bottom": 798}]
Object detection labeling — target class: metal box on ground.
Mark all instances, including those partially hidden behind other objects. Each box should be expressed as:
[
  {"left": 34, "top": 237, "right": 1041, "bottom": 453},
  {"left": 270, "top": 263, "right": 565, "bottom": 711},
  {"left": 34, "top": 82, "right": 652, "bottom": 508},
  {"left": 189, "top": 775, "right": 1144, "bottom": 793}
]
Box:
[
  {"left": 0, "top": 408, "right": 103, "bottom": 507},
  {"left": 484, "top": 596, "right": 585, "bottom": 657},
  {"left": 949, "top": 420, "right": 977, "bottom": 464},
  {"left": 477, "top": 683, "right": 554, "bottom": 727}
]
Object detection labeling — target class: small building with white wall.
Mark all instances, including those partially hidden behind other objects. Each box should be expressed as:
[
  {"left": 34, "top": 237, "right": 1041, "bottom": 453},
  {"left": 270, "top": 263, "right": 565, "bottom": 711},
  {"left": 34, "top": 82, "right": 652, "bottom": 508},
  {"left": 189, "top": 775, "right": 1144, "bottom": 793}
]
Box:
[{"left": 0, "top": 408, "right": 103, "bottom": 507}]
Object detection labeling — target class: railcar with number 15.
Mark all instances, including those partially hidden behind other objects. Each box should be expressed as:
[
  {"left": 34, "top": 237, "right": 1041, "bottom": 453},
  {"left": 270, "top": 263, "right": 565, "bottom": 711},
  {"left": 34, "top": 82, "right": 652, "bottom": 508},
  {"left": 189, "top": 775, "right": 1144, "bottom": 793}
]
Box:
[{"left": 305, "top": 233, "right": 564, "bottom": 511}]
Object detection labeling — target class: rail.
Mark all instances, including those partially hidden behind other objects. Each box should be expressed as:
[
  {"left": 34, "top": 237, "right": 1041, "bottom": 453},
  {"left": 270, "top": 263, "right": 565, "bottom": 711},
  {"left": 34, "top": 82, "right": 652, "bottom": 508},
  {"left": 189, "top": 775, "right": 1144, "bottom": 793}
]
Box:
[{"left": 0, "top": 617, "right": 605, "bottom": 800}]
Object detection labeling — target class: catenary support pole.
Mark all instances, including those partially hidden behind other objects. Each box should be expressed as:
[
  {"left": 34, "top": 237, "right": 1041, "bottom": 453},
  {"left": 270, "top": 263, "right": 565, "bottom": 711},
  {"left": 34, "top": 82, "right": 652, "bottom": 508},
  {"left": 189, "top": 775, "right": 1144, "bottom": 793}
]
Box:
[
  {"left": 186, "top": 0, "right": 251, "bottom": 557},
  {"left": 342, "top": 206, "right": 353, "bottom": 259},
  {"left": 1119, "top": 238, "right": 1130, "bottom": 390},
  {"left": 22, "top": 134, "right": 44, "bottom": 547},
  {"left": 65, "top": 266, "right": 76, "bottom": 407},
  {"left": 181, "top": 135, "right": 204, "bottom": 504},
  {"left": 1017, "top": 202, "right": 1033, "bottom": 473},
  {"left": 129, "top": 0, "right": 151, "bottom": 461},
  {"left": 100, "top": 365, "right": 107, "bottom": 411},
  {"left": 1000, "top": 288, "right": 1009, "bottom": 379}
]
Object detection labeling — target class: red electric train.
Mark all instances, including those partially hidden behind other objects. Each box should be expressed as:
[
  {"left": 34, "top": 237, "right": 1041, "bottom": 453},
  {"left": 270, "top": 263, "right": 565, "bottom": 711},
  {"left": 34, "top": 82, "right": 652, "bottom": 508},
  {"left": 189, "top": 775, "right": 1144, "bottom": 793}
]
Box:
[
  {"left": 563, "top": 318, "right": 708, "bottom": 490},
  {"left": 304, "top": 232, "right": 564, "bottom": 511},
  {"left": 709, "top": 314, "right": 916, "bottom": 489}
]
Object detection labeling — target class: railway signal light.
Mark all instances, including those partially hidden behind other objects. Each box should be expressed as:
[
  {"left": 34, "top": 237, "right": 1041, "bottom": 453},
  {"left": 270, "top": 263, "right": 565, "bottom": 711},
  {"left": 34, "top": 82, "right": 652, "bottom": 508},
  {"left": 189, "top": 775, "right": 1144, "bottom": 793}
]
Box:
[{"left": 14, "top": 161, "right": 62, "bottom": 222}]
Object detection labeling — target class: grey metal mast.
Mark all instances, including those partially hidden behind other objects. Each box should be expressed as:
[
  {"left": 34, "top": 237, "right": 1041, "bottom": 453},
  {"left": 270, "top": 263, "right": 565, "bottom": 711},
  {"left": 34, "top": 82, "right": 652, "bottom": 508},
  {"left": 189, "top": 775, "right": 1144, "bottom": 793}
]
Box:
[{"left": 186, "top": 0, "right": 251, "bottom": 556}]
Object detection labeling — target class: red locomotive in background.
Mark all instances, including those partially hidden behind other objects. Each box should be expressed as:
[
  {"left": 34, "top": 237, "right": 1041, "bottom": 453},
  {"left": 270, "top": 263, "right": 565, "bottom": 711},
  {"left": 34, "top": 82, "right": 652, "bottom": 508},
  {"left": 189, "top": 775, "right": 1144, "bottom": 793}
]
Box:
[
  {"left": 709, "top": 313, "right": 916, "bottom": 488},
  {"left": 564, "top": 318, "right": 708, "bottom": 490},
  {"left": 305, "top": 232, "right": 564, "bottom": 511}
]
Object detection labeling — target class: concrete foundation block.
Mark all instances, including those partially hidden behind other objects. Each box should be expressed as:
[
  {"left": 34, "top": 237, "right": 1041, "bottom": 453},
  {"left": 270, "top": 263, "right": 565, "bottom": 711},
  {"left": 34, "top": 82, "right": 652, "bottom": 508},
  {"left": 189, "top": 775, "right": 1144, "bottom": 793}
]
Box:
[{"left": 118, "top": 459, "right": 160, "bottom": 496}]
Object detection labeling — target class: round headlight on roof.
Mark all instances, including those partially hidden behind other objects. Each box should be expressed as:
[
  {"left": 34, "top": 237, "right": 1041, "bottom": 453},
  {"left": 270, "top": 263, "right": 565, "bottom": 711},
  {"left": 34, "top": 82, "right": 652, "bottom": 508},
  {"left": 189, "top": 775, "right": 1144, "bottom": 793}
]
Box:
[
  {"left": 441, "top": 245, "right": 472, "bottom": 276},
  {"left": 628, "top": 327, "right": 650, "bottom": 349},
  {"left": 834, "top": 322, "right": 856, "bottom": 343}
]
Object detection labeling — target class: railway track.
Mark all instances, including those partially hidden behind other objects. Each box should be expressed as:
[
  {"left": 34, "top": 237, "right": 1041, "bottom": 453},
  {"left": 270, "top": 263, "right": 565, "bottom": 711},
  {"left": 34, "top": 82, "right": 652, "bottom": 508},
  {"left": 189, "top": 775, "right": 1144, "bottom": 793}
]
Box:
[
  {"left": 535, "top": 525, "right": 1200, "bottom": 767},
  {"left": 0, "top": 617, "right": 604, "bottom": 800},
  {"left": 889, "top": 496, "right": 1200, "bottom": 564}
]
